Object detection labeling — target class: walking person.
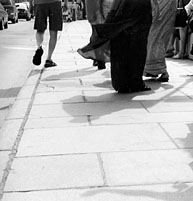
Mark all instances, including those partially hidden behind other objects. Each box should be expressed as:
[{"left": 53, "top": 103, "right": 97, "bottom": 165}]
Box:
[
  {"left": 85, "top": 0, "right": 106, "bottom": 70},
  {"left": 32, "top": 0, "right": 63, "bottom": 68},
  {"left": 78, "top": 0, "right": 158, "bottom": 93},
  {"left": 144, "top": 0, "right": 177, "bottom": 82},
  {"left": 185, "top": 0, "right": 193, "bottom": 54},
  {"left": 172, "top": 0, "right": 190, "bottom": 59}
]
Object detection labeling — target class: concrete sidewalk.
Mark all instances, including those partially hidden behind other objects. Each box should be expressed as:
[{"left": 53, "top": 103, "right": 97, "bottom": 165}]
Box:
[{"left": 1, "top": 20, "right": 193, "bottom": 201}]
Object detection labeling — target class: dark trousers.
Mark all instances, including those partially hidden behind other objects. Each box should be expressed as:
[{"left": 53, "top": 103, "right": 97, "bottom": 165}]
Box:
[{"left": 110, "top": 27, "right": 150, "bottom": 91}]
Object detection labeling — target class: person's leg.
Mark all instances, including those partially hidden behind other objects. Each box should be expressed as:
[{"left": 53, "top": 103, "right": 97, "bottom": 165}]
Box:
[
  {"left": 44, "top": 30, "right": 58, "bottom": 67},
  {"left": 110, "top": 32, "right": 129, "bottom": 92},
  {"left": 33, "top": 4, "right": 47, "bottom": 65},
  {"left": 33, "top": 30, "right": 45, "bottom": 65},
  {"left": 47, "top": 30, "right": 58, "bottom": 61},
  {"left": 44, "top": 1, "right": 63, "bottom": 67},
  {"left": 174, "top": 27, "right": 187, "bottom": 58},
  {"left": 36, "top": 30, "right": 44, "bottom": 48},
  {"left": 166, "top": 30, "right": 175, "bottom": 57},
  {"left": 128, "top": 29, "right": 151, "bottom": 91}
]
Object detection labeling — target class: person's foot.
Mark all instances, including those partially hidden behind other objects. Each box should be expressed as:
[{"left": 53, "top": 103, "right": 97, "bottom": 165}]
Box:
[
  {"left": 157, "top": 72, "right": 169, "bottom": 82},
  {"left": 97, "top": 61, "right": 106, "bottom": 70},
  {"left": 173, "top": 54, "right": 183, "bottom": 59},
  {"left": 44, "top": 59, "right": 57, "bottom": 68},
  {"left": 165, "top": 53, "right": 175, "bottom": 58},
  {"left": 117, "top": 84, "right": 151, "bottom": 93},
  {"left": 93, "top": 60, "right": 106, "bottom": 70},
  {"left": 32, "top": 46, "right": 43, "bottom": 66}
]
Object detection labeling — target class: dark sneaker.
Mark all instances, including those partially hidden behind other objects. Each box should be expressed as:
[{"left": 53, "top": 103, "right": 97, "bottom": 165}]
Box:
[
  {"left": 44, "top": 60, "right": 57, "bottom": 68},
  {"left": 97, "top": 61, "right": 106, "bottom": 70},
  {"left": 157, "top": 72, "right": 169, "bottom": 82},
  {"left": 32, "top": 46, "right": 43, "bottom": 66},
  {"left": 93, "top": 60, "right": 106, "bottom": 70}
]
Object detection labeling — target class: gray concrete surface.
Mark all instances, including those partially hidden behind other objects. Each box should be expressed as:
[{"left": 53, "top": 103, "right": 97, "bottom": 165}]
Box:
[{"left": 0, "top": 20, "right": 193, "bottom": 201}]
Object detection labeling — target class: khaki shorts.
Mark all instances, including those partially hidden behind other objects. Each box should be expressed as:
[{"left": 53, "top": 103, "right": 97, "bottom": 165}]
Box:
[{"left": 34, "top": 1, "right": 63, "bottom": 31}]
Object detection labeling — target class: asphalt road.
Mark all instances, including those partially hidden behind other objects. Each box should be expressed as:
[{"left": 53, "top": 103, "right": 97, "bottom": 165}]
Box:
[{"left": 0, "top": 19, "right": 36, "bottom": 127}]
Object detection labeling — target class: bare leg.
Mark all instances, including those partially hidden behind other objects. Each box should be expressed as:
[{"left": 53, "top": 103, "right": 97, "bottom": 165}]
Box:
[
  {"left": 36, "top": 30, "right": 44, "bottom": 48},
  {"left": 47, "top": 30, "right": 58, "bottom": 60},
  {"left": 32, "top": 31, "right": 44, "bottom": 66}
]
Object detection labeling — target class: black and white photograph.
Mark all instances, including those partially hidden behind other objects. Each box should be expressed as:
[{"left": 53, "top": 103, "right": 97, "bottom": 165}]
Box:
[{"left": 1, "top": 0, "right": 193, "bottom": 200}]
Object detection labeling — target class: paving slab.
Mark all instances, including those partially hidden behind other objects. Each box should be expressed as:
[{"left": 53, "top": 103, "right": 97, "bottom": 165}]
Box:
[
  {"left": 179, "top": 87, "right": 193, "bottom": 98},
  {"left": 101, "top": 149, "right": 193, "bottom": 186},
  {"left": 37, "top": 80, "right": 82, "bottom": 93},
  {"left": 25, "top": 116, "right": 89, "bottom": 129},
  {"left": 28, "top": 101, "right": 148, "bottom": 118},
  {"left": 161, "top": 122, "right": 193, "bottom": 148},
  {"left": 4, "top": 154, "right": 103, "bottom": 192},
  {"left": 81, "top": 78, "right": 113, "bottom": 91},
  {"left": 2, "top": 184, "right": 193, "bottom": 201},
  {"left": 84, "top": 89, "right": 189, "bottom": 102},
  {"left": 0, "top": 110, "right": 9, "bottom": 128},
  {"left": 0, "top": 119, "right": 23, "bottom": 150},
  {"left": 6, "top": 99, "right": 30, "bottom": 120},
  {"left": 16, "top": 85, "right": 36, "bottom": 100},
  {"left": 90, "top": 112, "right": 193, "bottom": 125},
  {"left": 24, "top": 69, "right": 41, "bottom": 85},
  {"left": 0, "top": 151, "right": 10, "bottom": 182},
  {"left": 41, "top": 67, "right": 110, "bottom": 81},
  {"left": 33, "top": 91, "right": 84, "bottom": 104},
  {"left": 142, "top": 99, "right": 193, "bottom": 113},
  {"left": 16, "top": 124, "right": 175, "bottom": 157}
]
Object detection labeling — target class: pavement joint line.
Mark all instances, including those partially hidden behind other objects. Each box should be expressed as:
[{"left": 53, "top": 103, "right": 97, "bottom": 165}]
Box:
[
  {"left": 0, "top": 149, "right": 11, "bottom": 152},
  {"left": 97, "top": 153, "right": 108, "bottom": 186},
  {"left": 179, "top": 89, "right": 193, "bottom": 100},
  {"left": 3, "top": 185, "right": 106, "bottom": 194},
  {"left": 139, "top": 101, "right": 152, "bottom": 113},
  {"left": 87, "top": 115, "right": 92, "bottom": 126},
  {"left": 0, "top": 67, "right": 44, "bottom": 200},
  {"left": 0, "top": 105, "right": 11, "bottom": 111},
  {"left": 12, "top": 147, "right": 193, "bottom": 159},
  {"left": 82, "top": 90, "right": 87, "bottom": 102},
  {"left": 158, "top": 123, "right": 181, "bottom": 149},
  {"left": 3, "top": 181, "right": 193, "bottom": 194},
  {"left": 79, "top": 78, "right": 83, "bottom": 85}
]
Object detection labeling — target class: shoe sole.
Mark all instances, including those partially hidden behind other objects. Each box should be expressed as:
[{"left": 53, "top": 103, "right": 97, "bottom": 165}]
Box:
[{"left": 44, "top": 65, "right": 57, "bottom": 68}]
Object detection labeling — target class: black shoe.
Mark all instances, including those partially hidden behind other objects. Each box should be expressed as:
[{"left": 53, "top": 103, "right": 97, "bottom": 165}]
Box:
[
  {"left": 117, "top": 85, "right": 151, "bottom": 93},
  {"left": 165, "top": 53, "right": 174, "bottom": 58},
  {"left": 32, "top": 46, "right": 43, "bottom": 66},
  {"left": 157, "top": 72, "right": 169, "bottom": 82},
  {"left": 97, "top": 61, "right": 106, "bottom": 70},
  {"left": 44, "top": 60, "right": 57, "bottom": 68},
  {"left": 93, "top": 60, "right": 106, "bottom": 70}
]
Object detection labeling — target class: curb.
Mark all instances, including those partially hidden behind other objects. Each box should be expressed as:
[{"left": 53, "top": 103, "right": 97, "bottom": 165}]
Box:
[{"left": 0, "top": 66, "right": 44, "bottom": 199}]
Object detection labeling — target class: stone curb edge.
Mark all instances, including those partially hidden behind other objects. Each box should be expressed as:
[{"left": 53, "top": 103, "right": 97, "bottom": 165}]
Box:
[{"left": 0, "top": 66, "right": 44, "bottom": 200}]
